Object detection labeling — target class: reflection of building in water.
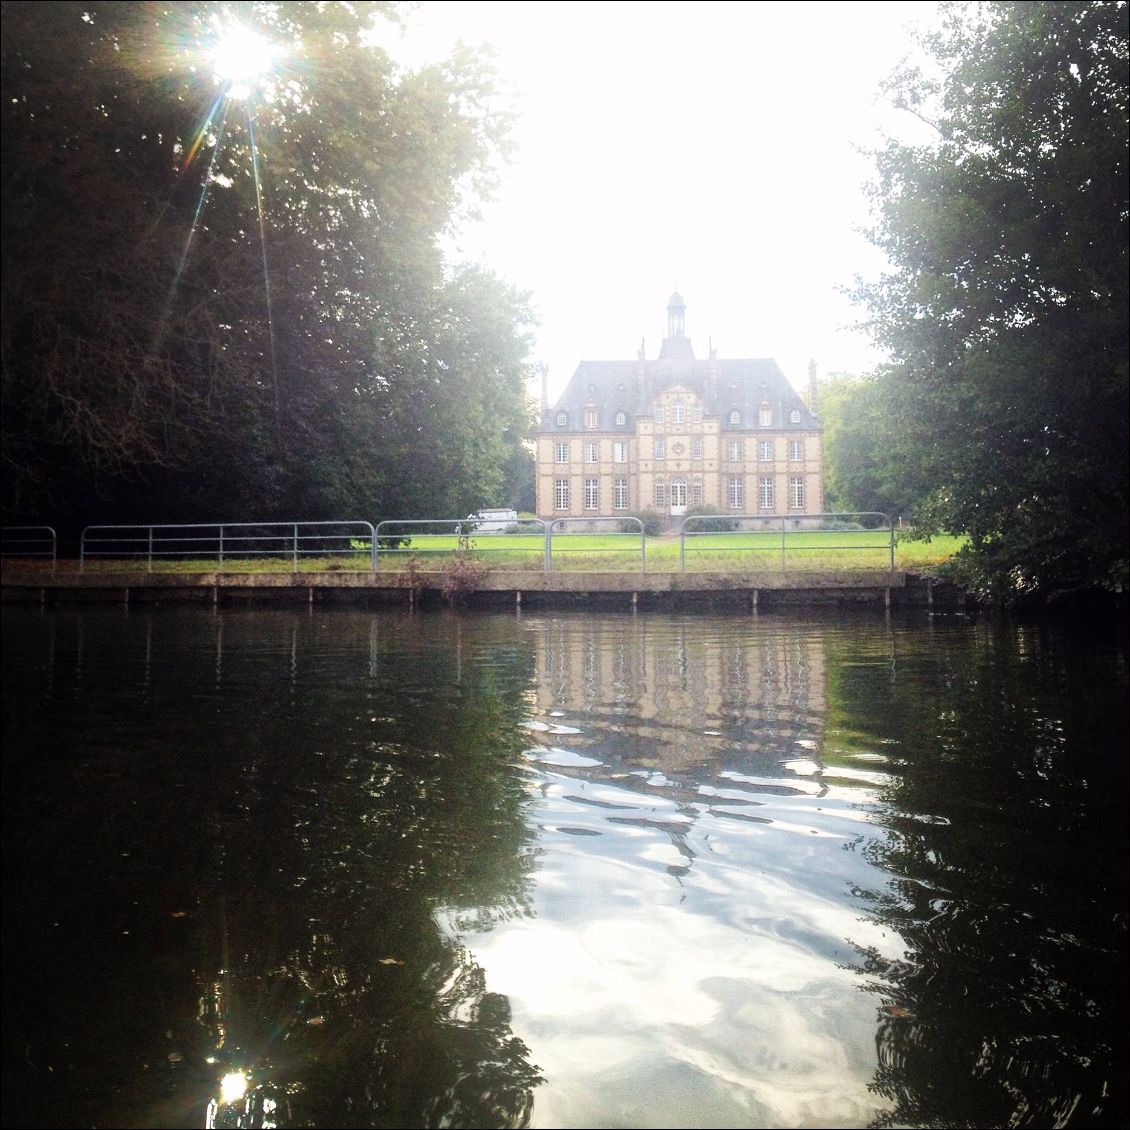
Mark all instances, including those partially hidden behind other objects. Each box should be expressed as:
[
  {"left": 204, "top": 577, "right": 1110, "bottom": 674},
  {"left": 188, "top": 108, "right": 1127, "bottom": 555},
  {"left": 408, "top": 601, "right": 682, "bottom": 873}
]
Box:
[{"left": 531, "top": 615, "right": 827, "bottom": 777}]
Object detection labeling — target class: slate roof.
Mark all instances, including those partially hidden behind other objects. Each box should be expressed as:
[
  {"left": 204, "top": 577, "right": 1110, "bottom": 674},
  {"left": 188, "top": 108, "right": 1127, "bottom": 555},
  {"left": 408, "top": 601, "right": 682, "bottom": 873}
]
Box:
[{"left": 541, "top": 355, "right": 819, "bottom": 432}]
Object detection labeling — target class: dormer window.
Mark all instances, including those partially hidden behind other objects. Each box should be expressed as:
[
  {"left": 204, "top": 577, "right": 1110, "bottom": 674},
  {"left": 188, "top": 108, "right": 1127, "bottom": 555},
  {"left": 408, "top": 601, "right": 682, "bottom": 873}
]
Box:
[
  {"left": 789, "top": 408, "right": 801, "bottom": 424},
  {"left": 615, "top": 410, "right": 627, "bottom": 427},
  {"left": 584, "top": 405, "right": 598, "bottom": 430},
  {"left": 728, "top": 409, "right": 741, "bottom": 425},
  {"left": 556, "top": 410, "right": 569, "bottom": 427},
  {"left": 758, "top": 402, "right": 772, "bottom": 427}
]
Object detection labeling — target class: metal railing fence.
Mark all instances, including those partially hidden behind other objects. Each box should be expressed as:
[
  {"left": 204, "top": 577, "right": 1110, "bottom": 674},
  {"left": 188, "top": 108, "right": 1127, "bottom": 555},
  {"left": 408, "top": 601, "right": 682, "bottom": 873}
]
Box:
[
  {"left": 0, "top": 526, "right": 57, "bottom": 566},
  {"left": 374, "top": 518, "right": 550, "bottom": 569},
  {"left": 679, "top": 512, "right": 895, "bottom": 570},
  {"left": 547, "top": 517, "right": 647, "bottom": 572},
  {"left": 80, "top": 522, "right": 377, "bottom": 572}
]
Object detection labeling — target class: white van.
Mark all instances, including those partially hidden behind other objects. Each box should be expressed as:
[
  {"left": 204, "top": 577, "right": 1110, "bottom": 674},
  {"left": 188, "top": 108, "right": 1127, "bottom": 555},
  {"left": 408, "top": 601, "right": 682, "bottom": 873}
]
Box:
[{"left": 466, "top": 508, "right": 518, "bottom": 532}]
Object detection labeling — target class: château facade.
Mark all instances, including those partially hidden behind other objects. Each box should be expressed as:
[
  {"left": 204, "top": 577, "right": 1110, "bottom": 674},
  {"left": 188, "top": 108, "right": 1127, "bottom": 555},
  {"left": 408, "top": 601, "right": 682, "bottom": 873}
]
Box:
[{"left": 535, "top": 293, "right": 823, "bottom": 524}]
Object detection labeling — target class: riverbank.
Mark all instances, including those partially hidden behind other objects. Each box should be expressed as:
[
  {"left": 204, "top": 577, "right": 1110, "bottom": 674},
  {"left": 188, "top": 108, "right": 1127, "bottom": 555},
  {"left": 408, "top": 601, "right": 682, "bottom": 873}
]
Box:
[{"left": 0, "top": 565, "right": 974, "bottom": 612}]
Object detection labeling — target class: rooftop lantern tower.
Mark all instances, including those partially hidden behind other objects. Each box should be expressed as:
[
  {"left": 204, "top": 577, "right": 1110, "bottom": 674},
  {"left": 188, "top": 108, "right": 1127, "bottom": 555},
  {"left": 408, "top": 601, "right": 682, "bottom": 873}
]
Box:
[{"left": 659, "top": 289, "right": 695, "bottom": 360}]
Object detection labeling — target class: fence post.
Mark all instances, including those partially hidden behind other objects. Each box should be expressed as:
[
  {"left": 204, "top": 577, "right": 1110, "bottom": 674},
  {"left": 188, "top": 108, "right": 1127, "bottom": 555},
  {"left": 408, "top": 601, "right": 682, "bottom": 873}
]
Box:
[
  {"left": 219, "top": 525, "right": 225, "bottom": 571},
  {"left": 293, "top": 524, "right": 299, "bottom": 573},
  {"left": 148, "top": 527, "right": 154, "bottom": 572},
  {"left": 889, "top": 517, "right": 895, "bottom": 571},
  {"left": 545, "top": 523, "right": 553, "bottom": 571},
  {"left": 780, "top": 516, "right": 787, "bottom": 570},
  {"left": 369, "top": 524, "right": 377, "bottom": 572}
]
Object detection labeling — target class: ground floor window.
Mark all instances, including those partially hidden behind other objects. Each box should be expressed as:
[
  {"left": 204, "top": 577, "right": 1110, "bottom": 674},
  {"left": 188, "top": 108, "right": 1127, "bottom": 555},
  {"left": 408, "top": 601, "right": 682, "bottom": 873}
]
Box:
[
  {"left": 613, "top": 478, "right": 628, "bottom": 509},
  {"left": 728, "top": 476, "right": 743, "bottom": 509},
  {"left": 554, "top": 479, "right": 570, "bottom": 510},
  {"left": 691, "top": 480, "right": 704, "bottom": 507},
  {"left": 759, "top": 476, "right": 774, "bottom": 510},
  {"left": 790, "top": 476, "right": 805, "bottom": 510},
  {"left": 655, "top": 480, "right": 667, "bottom": 509},
  {"left": 584, "top": 478, "right": 599, "bottom": 510},
  {"left": 671, "top": 477, "right": 687, "bottom": 507}
]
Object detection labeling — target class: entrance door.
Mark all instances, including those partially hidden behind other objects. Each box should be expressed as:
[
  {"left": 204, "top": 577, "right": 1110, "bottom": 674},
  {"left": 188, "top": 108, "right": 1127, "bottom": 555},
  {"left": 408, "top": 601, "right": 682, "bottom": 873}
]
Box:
[{"left": 670, "top": 477, "right": 687, "bottom": 517}]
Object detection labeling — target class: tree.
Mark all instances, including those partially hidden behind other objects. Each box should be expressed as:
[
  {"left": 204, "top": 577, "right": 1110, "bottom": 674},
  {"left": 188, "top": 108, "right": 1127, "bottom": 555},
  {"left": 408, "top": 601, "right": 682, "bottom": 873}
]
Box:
[
  {"left": 1, "top": 2, "right": 534, "bottom": 530},
  {"left": 819, "top": 372, "right": 930, "bottom": 521},
  {"left": 854, "top": 1, "right": 1128, "bottom": 602}
]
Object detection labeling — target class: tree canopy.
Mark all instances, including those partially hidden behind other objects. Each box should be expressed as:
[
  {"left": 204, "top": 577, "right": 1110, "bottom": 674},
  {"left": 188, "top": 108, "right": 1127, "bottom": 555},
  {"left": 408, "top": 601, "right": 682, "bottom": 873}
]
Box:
[
  {"left": 854, "top": 1, "right": 1128, "bottom": 602},
  {"left": 1, "top": 1, "right": 534, "bottom": 531}
]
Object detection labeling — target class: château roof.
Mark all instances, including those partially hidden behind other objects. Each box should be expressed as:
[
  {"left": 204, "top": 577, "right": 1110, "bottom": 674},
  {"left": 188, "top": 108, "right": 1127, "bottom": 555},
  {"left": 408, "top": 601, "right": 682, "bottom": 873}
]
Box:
[{"left": 542, "top": 356, "right": 819, "bottom": 432}]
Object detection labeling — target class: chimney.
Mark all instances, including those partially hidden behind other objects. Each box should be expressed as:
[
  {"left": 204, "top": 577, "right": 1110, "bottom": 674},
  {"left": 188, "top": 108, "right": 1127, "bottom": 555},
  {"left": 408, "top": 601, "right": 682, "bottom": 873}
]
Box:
[
  {"left": 807, "top": 359, "right": 818, "bottom": 416},
  {"left": 539, "top": 363, "right": 549, "bottom": 419}
]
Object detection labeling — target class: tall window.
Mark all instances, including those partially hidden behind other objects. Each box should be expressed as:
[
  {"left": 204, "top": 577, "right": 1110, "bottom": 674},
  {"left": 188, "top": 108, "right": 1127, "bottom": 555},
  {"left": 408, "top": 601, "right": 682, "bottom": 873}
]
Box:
[
  {"left": 584, "top": 405, "right": 598, "bottom": 430},
  {"left": 555, "top": 442, "right": 570, "bottom": 464},
  {"left": 758, "top": 439, "right": 773, "bottom": 462},
  {"left": 613, "top": 441, "right": 628, "bottom": 463},
  {"left": 692, "top": 480, "right": 704, "bottom": 507},
  {"left": 758, "top": 402, "right": 772, "bottom": 427},
  {"left": 790, "top": 476, "right": 805, "bottom": 510},
  {"left": 692, "top": 437, "right": 703, "bottom": 460},
  {"left": 585, "top": 442, "right": 599, "bottom": 463},
  {"left": 655, "top": 480, "right": 667, "bottom": 508},
  {"left": 671, "top": 399, "right": 685, "bottom": 424},
  {"left": 671, "top": 478, "right": 687, "bottom": 507},
  {"left": 554, "top": 479, "right": 570, "bottom": 510},
  {"left": 654, "top": 438, "right": 665, "bottom": 460},
  {"left": 692, "top": 404, "right": 703, "bottom": 424},
  {"left": 728, "top": 476, "right": 744, "bottom": 509},
  {"left": 728, "top": 439, "right": 744, "bottom": 462},
  {"left": 759, "top": 476, "right": 774, "bottom": 510},
  {"left": 788, "top": 439, "right": 804, "bottom": 462},
  {"left": 613, "top": 478, "right": 629, "bottom": 510},
  {"left": 584, "top": 478, "right": 599, "bottom": 510},
  {"left": 654, "top": 405, "right": 665, "bottom": 424}
]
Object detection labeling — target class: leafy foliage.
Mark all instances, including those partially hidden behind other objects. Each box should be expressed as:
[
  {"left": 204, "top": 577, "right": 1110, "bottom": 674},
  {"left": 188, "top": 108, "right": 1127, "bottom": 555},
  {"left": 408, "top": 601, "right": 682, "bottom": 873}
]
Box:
[
  {"left": 1, "top": 1, "right": 534, "bottom": 531},
  {"left": 854, "top": 1, "right": 1128, "bottom": 602}
]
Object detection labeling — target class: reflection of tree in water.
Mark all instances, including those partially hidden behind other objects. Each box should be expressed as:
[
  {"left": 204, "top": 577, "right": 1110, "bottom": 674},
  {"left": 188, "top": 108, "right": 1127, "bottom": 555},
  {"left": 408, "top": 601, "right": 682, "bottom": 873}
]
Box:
[
  {"left": 827, "top": 621, "right": 1129, "bottom": 1129},
  {"left": 1, "top": 610, "right": 544, "bottom": 1129}
]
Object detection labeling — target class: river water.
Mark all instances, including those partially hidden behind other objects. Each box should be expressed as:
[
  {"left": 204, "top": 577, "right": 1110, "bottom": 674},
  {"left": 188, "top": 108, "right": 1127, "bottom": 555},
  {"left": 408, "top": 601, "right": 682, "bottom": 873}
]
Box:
[{"left": 1, "top": 604, "right": 1126, "bottom": 1129}]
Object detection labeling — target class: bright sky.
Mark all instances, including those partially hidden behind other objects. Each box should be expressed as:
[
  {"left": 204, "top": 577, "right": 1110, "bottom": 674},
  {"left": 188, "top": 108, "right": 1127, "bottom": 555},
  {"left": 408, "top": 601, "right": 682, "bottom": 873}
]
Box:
[{"left": 385, "top": 1, "right": 939, "bottom": 401}]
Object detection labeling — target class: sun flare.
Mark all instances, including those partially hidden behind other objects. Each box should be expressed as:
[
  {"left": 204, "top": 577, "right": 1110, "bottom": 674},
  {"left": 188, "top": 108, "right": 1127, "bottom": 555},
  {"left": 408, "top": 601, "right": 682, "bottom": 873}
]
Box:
[{"left": 208, "top": 23, "right": 279, "bottom": 96}]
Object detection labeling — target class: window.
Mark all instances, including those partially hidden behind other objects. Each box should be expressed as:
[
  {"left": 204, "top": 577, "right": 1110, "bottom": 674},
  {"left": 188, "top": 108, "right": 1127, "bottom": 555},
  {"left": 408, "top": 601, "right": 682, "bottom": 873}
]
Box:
[
  {"left": 671, "top": 399, "right": 685, "bottom": 424},
  {"left": 615, "top": 410, "right": 627, "bottom": 427},
  {"left": 584, "top": 478, "right": 599, "bottom": 510},
  {"left": 692, "top": 437, "right": 703, "bottom": 460},
  {"left": 692, "top": 403, "right": 703, "bottom": 424},
  {"left": 728, "top": 476, "right": 744, "bottom": 509},
  {"left": 585, "top": 442, "right": 599, "bottom": 463},
  {"left": 728, "top": 409, "right": 741, "bottom": 425},
  {"left": 613, "top": 441, "right": 628, "bottom": 463},
  {"left": 555, "top": 442, "right": 570, "bottom": 464},
  {"left": 789, "top": 408, "right": 801, "bottom": 424},
  {"left": 655, "top": 480, "right": 667, "bottom": 508},
  {"left": 554, "top": 479, "right": 570, "bottom": 510},
  {"left": 654, "top": 438, "right": 665, "bottom": 460},
  {"left": 788, "top": 439, "right": 805, "bottom": 462},
  {"left": 613, "top": 478, "right": 629, "bottom": 510},
  {"left": 758, "top": 439, "right": 773, "bottom": 462},
  {"left": 759, "top": 476, "right": 774, "bottom": 510},
  {"left": 692, "top": 480, "right": 705, "bottom": 507},
  {"left": 790, "top": 476, "right": 805, "bottom": 510},
  {"left": 758, "top": 402, "right": 772, "bottom": 427},
  {"left": 584, "top": 405, "right": 598, "bottom": 430},
  {"left": 671, "top": 478, "right": 687, "bottom": 507},
  {"left": 654, "top": 405, "right": 665, "bottom": 424},
  {"left": 555, "top": 410, "right": 568, "bottom": 427},
  {"left": 728, "top": 439, "right": 744, "bottom": 462}
]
